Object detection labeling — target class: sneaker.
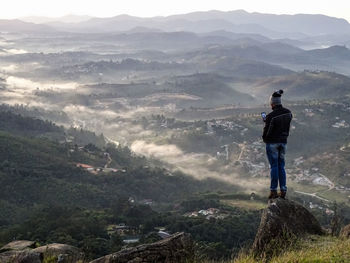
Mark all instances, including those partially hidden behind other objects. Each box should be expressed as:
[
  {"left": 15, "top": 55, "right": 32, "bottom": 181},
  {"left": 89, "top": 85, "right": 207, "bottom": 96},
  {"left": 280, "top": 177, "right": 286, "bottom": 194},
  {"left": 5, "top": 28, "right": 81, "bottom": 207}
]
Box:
[
  {"left": 279, "top": 191, "right": 287, "bottom": 199},
  {"left": 268, "top": 190, "right": 278, "bottom": 199}
]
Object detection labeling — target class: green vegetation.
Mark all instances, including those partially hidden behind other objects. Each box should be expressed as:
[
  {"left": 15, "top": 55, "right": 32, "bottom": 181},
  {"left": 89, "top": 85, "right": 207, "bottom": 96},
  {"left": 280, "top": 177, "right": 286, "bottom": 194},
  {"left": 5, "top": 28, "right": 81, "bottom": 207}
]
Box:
[
  {"left": 221, "top": 200, "right": 266, "bottom": 211},
  {"left": 232, "top": 235, "right": 350, "bottom": 263},
  {"left": 0, "top": 108, "right": 105, "bottom": 147},
  {"left": 0, "top": 112, "right": 262, "bottom": 260},
  {"left": 195, "top": 235, "right": 350, "bottom": 263},
  {"left": 1, "top": 103, "right": 350, "bottom": 261}
]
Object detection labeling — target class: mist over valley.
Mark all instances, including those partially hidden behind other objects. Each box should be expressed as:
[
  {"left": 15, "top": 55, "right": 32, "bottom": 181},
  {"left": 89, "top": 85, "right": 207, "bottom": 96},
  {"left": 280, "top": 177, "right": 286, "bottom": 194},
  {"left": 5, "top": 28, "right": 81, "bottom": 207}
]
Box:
[{"left": 1, "top": 9, "right": 350, "bottom": 261}]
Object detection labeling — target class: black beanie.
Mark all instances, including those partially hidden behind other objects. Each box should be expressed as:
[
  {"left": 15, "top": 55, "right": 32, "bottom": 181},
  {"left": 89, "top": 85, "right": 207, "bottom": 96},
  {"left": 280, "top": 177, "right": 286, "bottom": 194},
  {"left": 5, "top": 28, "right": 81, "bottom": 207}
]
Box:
[{"left": 269, "top": 90, "right": 283, "bottom": 105}]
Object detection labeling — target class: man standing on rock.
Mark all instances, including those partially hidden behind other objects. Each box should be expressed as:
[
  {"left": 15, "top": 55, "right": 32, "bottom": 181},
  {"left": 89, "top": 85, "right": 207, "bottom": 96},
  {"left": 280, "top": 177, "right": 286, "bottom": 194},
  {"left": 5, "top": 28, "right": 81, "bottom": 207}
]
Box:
[{"left": 262, "top": 90, "right": 292, "bottom": 199}]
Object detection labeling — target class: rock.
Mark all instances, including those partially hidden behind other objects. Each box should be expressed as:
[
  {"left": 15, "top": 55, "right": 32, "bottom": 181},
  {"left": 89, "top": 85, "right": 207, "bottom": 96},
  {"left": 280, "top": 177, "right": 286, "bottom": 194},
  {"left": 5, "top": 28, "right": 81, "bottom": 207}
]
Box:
[
  {"left": 0, "top": 240, "right": 37, "bottom": 253},
  {"left": 0, "top": 250, "right": 42, "bottom": 263},
  {"left": 340, "top": 224, "right": 350, "bottom": 238},
  {"left": 32, "top": 243, "right": 84, "bottom": 263},
  {"left": 252, "top": 198, "right": 324, "bottom": 255},
  {"left": 0, "top": 241, "right": 83, "bottom": 263},
  {"left": 90, "top": 232, "right": 194, "bottom": 263}
]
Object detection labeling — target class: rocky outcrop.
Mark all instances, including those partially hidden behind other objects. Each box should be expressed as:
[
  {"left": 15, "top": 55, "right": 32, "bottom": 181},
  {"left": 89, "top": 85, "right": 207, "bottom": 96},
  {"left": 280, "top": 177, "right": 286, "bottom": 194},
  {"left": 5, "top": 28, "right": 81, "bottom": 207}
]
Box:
[
  {"left": 0, "top": 240, "right": 38, "bottom": 253},
  {"left": 33, "top": 243, "right": 84, "bottom": 263},
  {"left": 0, "top": 250, "right": 42, "bottom": 263},
  {"left": 340, "top": 224, "right": 350, "bottom": 238},
  {"left": 0, "top": 241, "right": 83, "bottom": 263},
  {"left": 0, "top": 240, "right": 42, "bottom": 263},
  {"left": 252, "top": 198, "right": 324, "bottom": 255},
  {"left": 90, "top": 232, "right": 194, "bottom": 263}
]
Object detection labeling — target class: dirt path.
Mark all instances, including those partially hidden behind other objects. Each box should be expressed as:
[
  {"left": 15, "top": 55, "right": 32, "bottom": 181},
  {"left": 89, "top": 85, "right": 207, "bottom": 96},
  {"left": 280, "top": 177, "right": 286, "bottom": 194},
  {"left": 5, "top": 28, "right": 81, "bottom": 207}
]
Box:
[{"left": 294, "top": 190, "right": 330, "bottom": 202}]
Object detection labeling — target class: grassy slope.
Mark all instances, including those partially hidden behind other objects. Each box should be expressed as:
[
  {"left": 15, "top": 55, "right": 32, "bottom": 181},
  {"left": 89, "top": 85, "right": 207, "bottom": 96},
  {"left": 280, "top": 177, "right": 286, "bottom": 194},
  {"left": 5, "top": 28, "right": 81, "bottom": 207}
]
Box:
[
  {"left": 266, "top": 236, "right": 350, "bottom": 263},
  {"left": 201, "top": 235, "right": 350, "bottom": 263}
]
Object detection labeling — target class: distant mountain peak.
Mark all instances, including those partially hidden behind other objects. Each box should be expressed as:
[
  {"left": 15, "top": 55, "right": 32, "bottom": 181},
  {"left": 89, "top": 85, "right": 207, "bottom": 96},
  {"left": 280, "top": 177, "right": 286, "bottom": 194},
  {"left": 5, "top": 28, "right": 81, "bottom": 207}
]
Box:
[{"left": 20, "top": 14, "right": 92, "bottom": 24}]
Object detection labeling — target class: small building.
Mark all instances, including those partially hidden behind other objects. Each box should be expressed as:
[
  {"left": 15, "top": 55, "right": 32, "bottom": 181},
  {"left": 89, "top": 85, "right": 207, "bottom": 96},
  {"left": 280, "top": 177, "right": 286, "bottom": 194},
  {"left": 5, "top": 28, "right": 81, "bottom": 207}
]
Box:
[
  {"left": 123, "top": 237, "right": 140, "bottom": 244},
  {"left": 76, "top": 163, "right": 94, "bottom": 169},
  {"left": 140, "top": 199, "right": 153, "bottom": 206},
  {"left": 157, "top": 231, "right": 171, "bottom": 239}
]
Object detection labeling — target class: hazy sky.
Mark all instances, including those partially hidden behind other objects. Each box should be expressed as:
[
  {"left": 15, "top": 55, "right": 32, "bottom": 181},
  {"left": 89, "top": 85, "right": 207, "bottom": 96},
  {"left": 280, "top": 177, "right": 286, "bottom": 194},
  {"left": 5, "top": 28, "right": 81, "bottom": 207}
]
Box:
[{"left": 2, "top": 0, "right": 350, "bottom": 22}]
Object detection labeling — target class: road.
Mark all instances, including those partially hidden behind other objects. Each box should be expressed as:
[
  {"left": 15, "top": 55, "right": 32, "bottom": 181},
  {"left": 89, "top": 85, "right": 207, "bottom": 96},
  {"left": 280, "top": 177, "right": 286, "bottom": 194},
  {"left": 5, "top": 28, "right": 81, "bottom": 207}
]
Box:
[{"left": 294, "top": 190, "right": 330, "bottom": 202}]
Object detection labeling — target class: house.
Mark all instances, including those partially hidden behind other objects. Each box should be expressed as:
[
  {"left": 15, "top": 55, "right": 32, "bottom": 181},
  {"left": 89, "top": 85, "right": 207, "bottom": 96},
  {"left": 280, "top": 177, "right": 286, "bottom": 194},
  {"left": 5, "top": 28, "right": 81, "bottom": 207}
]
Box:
[
  {"left": 157, "top": 231, "right": 171, "bottom": 239},
  {"left": 122, "top": 237, "right": 140, "bottom": 244},
  {"left": 106, "top": 223, "right": 132, "bottom": 236},
  {"left": 76, "top": 163, "right": 94, "bottom": 169},
  {"left": 199, "top": 208, "right": 219, "bottom": 216},
  {"left": 140, "top": 199, "right": 153, "bottom": 205}
]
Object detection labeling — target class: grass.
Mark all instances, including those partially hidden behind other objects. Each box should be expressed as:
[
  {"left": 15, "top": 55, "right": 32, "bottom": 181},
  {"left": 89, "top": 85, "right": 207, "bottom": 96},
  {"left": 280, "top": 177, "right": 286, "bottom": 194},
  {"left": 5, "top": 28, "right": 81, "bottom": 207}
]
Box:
[
  {"left": 42, "top": 256, "right": 57, "bottom": 263},
  {"left": 317, "top": 189, "right": 349, "bottom": 203},
  {"left": 289, "top": 182, "right": 328, "bottom": 194},
  {"left": 196, "top": 235, "right": 350, "bottom": 263},
  {"left": 267, "top": 235, "right": 350, "bottom": 263},
  {"left": 289, "top": 181, "right": 349, "bottom": 204}
]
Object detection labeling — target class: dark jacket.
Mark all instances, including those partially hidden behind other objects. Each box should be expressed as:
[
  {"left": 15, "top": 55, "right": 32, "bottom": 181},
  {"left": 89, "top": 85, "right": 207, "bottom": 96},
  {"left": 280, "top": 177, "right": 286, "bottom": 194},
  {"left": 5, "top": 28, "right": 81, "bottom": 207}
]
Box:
[{"left": 262, "top": 105, "right": 292, "bottom": 143}]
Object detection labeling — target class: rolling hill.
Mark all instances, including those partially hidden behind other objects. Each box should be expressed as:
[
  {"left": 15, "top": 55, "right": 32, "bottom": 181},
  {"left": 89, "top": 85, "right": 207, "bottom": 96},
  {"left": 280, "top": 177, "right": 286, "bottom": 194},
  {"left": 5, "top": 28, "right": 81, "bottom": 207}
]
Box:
[
  {"left": 0, "top": 19, "right": 55, "bottom": 33},
  {"left": 253, "top": 71, "right": 350, "bottom": 100},
  {"left": 43, "top": 10, "right": 350, "bottom": 37}
]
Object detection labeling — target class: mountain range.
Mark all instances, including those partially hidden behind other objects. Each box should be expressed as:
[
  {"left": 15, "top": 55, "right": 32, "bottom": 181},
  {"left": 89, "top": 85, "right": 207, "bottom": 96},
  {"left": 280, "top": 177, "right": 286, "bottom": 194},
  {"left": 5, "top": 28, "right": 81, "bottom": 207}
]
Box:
[{"left": 0, "top": 10, "right": 349, "bottom": 40}]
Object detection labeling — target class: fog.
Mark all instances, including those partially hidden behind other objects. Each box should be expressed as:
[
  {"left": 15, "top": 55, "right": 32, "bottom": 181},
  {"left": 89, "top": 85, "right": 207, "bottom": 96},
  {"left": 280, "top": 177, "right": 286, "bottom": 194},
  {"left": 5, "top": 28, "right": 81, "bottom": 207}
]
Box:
[
  {"left": 131, "top": 140, "right": 267, "bottom": 192},
  {"left": 0, "top": 13, "right": 349, "bottom": 198},
  {"left": 3, "top": 48, "right": 28, "bottom": 54},
  {"left": 6, "top": 76, "right": 79, "bottom": 91},
  {"left": 0, "top": 64, "right": 18, "bottom": 72}
]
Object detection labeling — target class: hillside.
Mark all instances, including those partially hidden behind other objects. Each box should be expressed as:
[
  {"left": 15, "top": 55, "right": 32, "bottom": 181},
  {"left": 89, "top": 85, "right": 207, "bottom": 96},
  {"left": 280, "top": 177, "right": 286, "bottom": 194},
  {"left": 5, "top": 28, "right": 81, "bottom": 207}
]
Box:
[
  {"left": 1, "top": 109, "right": 350, "bottom": 261},
  {"left": 197, "top": 235, "right": 350, "bottom": 262},
  {"left": 169, "top": 73, "right": 256, "bottom": 107},
  {"left": 261, "top": 236, "right": 350, "bottom": 263},
  {"left": 0, "top": 129, "right": 233, "bottom": 220},
  {"left": 184, "top": 44, "right": 350, "bottom": 75},
  {"left": 0, "top": 19, "right": 54, "bottom": 33},
  {"left": 0, "top": 112, "right": 262, "bottom": 260},
  {"left": 0, "top": 108, "right": 105, "bottom": 146},
  {"left": 306, "top": 45, "right": 350, "bottom": 60},
  {"left": 253, "top": 71, "right": 350, "bottom": 100}
]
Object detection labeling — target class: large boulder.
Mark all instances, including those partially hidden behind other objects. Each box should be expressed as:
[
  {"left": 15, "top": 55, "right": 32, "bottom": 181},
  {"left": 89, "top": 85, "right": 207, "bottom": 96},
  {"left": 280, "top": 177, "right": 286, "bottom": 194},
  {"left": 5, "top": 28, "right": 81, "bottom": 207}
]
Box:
[
  {"left": 340, "top": 224, "right": 350, "bottom": 238},
  {"left": 252, "top": 198, "right": 324, "bottom": 255},
  {"left": 90, "top": 232, "right": 194, "bottom": 263},
  {"left": 0, "top": 240, "right": 38, "bottom": 253},
  {"left": 33, "top": 243, "right": 84, "bottom": 263},
  {"left": 0, "top": 250, "right": 42, "bottom": 263},
  {"left": 0, "top": 241, "right": 83, "bottom": 263},
  {"left": 0, "top": 240, "right": 41, "bottom": 263}
]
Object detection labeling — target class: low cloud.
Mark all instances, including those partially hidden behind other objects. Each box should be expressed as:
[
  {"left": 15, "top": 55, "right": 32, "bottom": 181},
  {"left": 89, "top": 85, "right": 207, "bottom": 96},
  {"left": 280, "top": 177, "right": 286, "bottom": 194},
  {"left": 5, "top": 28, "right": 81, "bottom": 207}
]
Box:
[
  {"left": 0, "top": 64, "right": 18, "bottom": 73},
  {"left": 6, "top": 76, "right": 79, "bottom": 91},
  {"left": 131, "top": 140, "right": 267, "bottom": 192},
  {"left": 3, "top": 49, "right": 28, "bottom": 54}
]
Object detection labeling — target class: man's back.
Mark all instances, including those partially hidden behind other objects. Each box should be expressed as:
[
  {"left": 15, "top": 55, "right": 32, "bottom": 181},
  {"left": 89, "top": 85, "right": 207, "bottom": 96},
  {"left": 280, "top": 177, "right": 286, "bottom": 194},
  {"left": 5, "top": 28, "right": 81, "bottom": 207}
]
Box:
[{"left": 263, "top": 105, "right": 292, "bottom": 144}]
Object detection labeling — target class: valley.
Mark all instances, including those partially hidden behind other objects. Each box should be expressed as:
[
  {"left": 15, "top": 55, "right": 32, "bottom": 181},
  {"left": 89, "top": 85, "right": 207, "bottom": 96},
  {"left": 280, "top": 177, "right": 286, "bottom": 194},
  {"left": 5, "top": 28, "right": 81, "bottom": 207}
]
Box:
[{"left": 0, "top": 10, "right": 350, "bottom": 261}]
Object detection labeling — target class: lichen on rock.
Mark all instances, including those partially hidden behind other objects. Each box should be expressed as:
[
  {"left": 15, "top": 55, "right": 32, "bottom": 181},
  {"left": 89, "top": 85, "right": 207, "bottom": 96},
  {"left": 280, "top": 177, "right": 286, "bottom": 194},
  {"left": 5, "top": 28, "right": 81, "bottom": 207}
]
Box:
[{"left": 252, "top": 198, "right": 324, "bottom": 256}]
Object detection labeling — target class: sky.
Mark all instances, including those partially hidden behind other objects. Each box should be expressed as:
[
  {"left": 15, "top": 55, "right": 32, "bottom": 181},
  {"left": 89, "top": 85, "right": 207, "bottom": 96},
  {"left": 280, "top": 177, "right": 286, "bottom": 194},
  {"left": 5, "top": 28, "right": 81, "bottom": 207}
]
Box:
[{"left": 2, "top": 0, "right": 350, "bottom": 22}]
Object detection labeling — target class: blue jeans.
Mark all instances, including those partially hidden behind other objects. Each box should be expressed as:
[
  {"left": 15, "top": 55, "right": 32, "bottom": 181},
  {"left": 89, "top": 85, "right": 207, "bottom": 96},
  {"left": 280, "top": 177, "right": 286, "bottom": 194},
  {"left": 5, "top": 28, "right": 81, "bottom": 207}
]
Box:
[{"left": 266, "top": 143, "right": 287, "bottom": 192}]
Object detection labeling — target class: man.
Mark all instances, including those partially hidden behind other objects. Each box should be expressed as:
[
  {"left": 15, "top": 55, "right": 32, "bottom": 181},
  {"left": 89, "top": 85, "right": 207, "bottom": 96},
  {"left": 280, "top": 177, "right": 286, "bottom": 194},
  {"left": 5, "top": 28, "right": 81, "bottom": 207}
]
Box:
[{"left": 262, "top": 90, "right": 292, "bottom": 199}]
